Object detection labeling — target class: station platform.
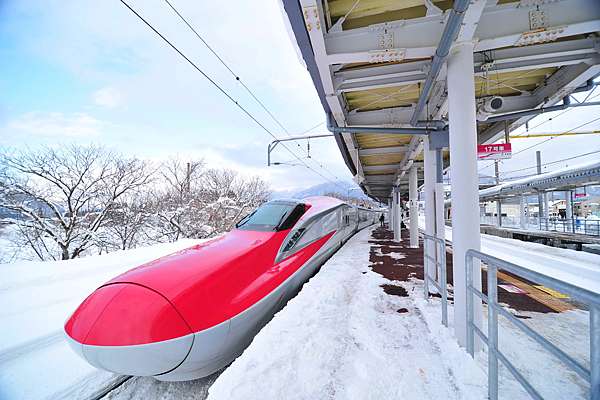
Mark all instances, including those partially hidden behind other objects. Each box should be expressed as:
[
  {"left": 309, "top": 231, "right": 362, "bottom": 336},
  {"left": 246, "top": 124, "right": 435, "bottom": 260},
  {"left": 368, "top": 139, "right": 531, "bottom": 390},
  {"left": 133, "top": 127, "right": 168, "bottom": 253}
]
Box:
[
  {"left": 207, "top": 226, "right": 488, "bottom": 399},
  {"left": 479, "top": 224, "right": 600, "bottom": 252},
  {"left": 206, "top": 225, "right": 592, "bottom": 400}
]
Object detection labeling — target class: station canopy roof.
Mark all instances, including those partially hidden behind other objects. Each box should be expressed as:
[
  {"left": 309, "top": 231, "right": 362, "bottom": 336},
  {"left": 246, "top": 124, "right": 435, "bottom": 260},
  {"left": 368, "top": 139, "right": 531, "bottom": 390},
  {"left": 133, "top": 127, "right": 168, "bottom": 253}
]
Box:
[{"left": 281, "top": 0, "right": 600, "bottom": 202}]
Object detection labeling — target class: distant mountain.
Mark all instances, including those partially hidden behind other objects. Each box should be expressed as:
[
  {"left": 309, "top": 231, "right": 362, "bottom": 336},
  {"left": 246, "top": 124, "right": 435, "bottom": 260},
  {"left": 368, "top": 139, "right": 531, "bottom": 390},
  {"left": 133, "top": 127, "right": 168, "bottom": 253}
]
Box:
[{"left": 271, "top": 181, "right": 370, "bottom": 201}]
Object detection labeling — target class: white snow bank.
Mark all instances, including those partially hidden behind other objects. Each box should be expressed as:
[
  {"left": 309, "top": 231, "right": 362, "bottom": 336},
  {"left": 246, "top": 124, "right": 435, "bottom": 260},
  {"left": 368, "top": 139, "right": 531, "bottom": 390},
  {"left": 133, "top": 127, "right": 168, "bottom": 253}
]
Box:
[
  {"left": 207, "top": 228, "right": 487, "bottom": 400},
  {"left": 0, "top": 239, "right": 205, "bottom": 400}
]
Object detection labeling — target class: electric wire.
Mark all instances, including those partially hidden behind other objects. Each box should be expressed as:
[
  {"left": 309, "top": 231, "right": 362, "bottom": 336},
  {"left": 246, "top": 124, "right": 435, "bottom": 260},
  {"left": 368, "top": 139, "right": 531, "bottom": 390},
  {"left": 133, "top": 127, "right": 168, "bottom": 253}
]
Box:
[
  {"left": 500, "top": 149, "right": 600, "bottom": 178},
  {"left": 511, "top": 115, "right": 600, "bottom": 157},
  {"left": 161, "top": 0, "right": 343, "bottom": 184},
  {"left": 480, "top": 111, "right": 600, "bottom": 173},
  {"left": 479, "top": 113, "right": 600, "bottom": 175},
  {"left": 512, "top": 89, "right": 600, "bottom": 136},
  {"left": 119, "top": 0, "right": 346, "bottom": 190}
]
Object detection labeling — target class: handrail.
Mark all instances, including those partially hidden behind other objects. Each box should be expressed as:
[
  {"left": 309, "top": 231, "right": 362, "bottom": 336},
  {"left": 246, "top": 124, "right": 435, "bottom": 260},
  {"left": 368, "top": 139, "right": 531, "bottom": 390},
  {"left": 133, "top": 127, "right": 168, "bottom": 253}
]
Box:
[
  {"left": 422, "top": 232, "right": 448, "bottom": 327},
  {"left": 465, "top": 249, "right": 600, "bottom": 400},
  {"left": 481, "top": 215, "right": 600, "bottom": 237}
]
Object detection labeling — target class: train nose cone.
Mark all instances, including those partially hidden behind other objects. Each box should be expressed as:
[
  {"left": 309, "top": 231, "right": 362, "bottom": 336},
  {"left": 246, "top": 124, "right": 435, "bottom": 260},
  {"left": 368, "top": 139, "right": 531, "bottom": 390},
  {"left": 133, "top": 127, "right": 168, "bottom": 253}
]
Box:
[{"left": 65, "top": 283, "right": 194, "bottom": 376}]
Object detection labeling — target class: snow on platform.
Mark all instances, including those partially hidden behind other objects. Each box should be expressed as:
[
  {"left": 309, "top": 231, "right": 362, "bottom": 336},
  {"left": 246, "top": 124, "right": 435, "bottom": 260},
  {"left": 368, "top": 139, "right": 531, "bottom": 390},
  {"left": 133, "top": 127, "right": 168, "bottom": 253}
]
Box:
[
  {"left": 419, "top": 216, "right": 600, "bottom": 294},
  {"left": 0, "top": 239, "right": 204, "bottom": 400},
  {"left": 207, "top": 227, "right": 487, "bottom": 400},
  {"left": 418, "top": 218, "right": 594, "bottom": 398}
]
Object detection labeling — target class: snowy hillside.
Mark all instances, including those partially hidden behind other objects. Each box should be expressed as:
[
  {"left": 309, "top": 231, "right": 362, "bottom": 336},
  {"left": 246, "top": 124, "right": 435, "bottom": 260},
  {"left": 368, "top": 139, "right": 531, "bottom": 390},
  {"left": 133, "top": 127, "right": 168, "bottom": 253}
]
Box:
[
  {"left": 272, "top": 181, "right": 369, "bottom": 201},
  {"left": 0, "top": 239, "right": 205, "bottom": 400}
]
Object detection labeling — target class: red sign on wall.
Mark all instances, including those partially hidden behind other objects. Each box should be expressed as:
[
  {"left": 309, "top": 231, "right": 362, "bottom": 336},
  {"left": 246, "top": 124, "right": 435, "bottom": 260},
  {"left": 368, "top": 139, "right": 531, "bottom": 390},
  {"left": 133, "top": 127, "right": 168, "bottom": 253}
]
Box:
[{"left": 477, "top": 143, "right": 512, "bottom": 160}]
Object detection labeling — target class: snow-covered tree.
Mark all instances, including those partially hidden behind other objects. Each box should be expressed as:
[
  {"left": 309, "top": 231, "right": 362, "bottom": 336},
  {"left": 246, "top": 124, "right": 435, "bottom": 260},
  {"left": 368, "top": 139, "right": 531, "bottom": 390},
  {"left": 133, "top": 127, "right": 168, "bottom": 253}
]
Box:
[
  {"left": 0, "top": 145, "right": 153, "bottom": 260},
  {"left": 201, "top": 169, "right": 271, "bottom": 233},
  {"left": 148, "top": 158, "right": 208, "bottom": 242},
  {"left": 102, "top": 192, "right": 154, "bottom": 251},
  {"left": 149, "top": 161, "right": 271, "bottom": 242}
]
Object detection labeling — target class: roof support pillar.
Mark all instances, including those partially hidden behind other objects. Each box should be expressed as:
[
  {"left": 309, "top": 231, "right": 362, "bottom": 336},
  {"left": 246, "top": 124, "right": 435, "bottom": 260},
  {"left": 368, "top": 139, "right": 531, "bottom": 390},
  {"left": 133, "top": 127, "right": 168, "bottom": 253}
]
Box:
[
  {"left": 388, "top": 198, "right": 393, "bottom": 230},
  {"left": 393, "top": 187, "right": 402, "bottom": 242},
  {"left": 520, "top": 195, "right": 527, "bottom": 230},
  {"left": 424, "top": 139, "right": 436, "bottom": 288},
  {"left": 447, "top": 41, "right": 482, "bottom": 348},
  {"left": 434, "top": 150, "right": 446, "bottom": 269},
  {"left": 409, "top": 166, "right": 419, "bottom": 248},
  {"left": 566, "top": 191, "right": 574, "bottom": 233}
]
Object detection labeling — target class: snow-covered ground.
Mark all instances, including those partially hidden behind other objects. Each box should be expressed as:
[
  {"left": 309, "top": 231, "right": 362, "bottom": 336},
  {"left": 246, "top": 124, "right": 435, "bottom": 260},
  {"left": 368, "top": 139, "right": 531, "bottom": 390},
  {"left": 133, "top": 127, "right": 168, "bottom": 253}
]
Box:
[
  {"left": 418, "top": 217, "right": 595, "bottom": 398},
  {"left": 207, "top": 225, "right": 593, "bottom": 399},
  {"left": 2, "top": 220, "right": 596, "bottom": 399},
  {"left": 0, "top": 239, "right": 205, "bottom": 400},
  {"left": 207, "top": 227, "right": 488, "bottom": 400}
]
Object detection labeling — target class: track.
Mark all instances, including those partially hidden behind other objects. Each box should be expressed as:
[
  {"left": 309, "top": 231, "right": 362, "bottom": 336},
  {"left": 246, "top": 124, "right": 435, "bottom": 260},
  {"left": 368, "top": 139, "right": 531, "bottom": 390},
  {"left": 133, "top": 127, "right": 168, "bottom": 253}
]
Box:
[
  {"left": 93, "top": 371, "right": 223, "bottom": 400},
  {"left": 81, "top": 376, "right": 132, "bottom": 400},
  {"left": 48, "top": 369, "right": 223, "bottom": 400},
  {"left": 0, "top": 331, "right": 63, "bottom": 366}
]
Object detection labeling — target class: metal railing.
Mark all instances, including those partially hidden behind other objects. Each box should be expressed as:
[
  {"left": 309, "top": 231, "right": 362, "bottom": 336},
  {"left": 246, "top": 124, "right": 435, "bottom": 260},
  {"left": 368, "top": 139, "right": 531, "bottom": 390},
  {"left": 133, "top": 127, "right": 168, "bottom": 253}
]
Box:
[
  {"left": 466, "top": 249, "right": 600, "bottom": 400},
  {"left": 480, "top": 215, "right": 600, "bottom": 236},
  {"left": 539, "top": 217, "right": 600, "bottom": 236},
  {"left": 422, "top": 233, "right": 448, "bottom": 327}
]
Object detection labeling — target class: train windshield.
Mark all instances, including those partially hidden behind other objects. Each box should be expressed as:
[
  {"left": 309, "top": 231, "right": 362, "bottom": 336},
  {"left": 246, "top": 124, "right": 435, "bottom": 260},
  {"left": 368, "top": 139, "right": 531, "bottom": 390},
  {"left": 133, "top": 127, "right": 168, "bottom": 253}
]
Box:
[{"left": 236, "top": 201, "right": 305, "bottom": 231}]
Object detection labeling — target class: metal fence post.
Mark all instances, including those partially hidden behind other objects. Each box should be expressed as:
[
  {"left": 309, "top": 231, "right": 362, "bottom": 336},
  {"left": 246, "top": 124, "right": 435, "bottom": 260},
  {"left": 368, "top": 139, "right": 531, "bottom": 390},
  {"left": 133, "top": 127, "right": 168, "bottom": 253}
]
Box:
[
  {"left": 466, "top": 251, "right": 475, "bottom": 357},
  {"left": 488, "top": 265, "right": 499, "bottom": 400},
  {"left": 440, "top": 239, "right": 448, "bottom": 327},
  {"left": 592, "top": 305, "right": 600, "bottom": 400},
  {"left": 424, "top": 239, "right": 430, "bottom": 299}
]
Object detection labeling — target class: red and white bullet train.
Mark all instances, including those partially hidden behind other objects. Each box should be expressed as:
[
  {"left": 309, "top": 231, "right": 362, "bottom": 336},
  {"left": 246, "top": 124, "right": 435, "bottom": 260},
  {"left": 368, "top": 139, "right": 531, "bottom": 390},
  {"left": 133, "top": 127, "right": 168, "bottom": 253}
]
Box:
[{"left": 65, "top": 196, "right": 378, "bottom": 381}]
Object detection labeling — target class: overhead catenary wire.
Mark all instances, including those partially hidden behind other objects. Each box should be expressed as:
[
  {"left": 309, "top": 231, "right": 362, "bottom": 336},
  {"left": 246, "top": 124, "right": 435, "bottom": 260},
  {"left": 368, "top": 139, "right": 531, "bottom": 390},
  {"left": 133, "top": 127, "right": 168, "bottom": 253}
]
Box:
[
  {"left": 500, "top": 149, "right": 600, "bottom": 178},
  {"left": 511, "top": 115, "right": 600, "bottom": 157},
  {"left": 479, "top": 113, "right": 600, "bottom": 173},
  {"left": 161, "top": 0, "right": 343, "bottom": 184},
  {"left": 119, "top": 0, "right": 346, "bottom": 190},
  {"left": 513, "top": 88, "right": 600, "bottom": 136}
]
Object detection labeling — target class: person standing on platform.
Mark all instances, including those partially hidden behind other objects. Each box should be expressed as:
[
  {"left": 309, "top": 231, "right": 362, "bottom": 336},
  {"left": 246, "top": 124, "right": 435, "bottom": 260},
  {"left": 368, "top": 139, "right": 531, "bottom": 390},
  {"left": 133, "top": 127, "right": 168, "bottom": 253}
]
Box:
[{"left": 379, "top": 213, "right": 385, "bottom": 227}]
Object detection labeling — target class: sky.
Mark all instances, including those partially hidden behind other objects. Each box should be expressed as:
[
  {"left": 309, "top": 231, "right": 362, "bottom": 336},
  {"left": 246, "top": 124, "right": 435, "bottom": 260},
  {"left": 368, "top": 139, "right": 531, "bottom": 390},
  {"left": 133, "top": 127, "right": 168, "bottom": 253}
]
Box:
[{"left": 0, "top": 0, "right": 599, "bottom": 193}]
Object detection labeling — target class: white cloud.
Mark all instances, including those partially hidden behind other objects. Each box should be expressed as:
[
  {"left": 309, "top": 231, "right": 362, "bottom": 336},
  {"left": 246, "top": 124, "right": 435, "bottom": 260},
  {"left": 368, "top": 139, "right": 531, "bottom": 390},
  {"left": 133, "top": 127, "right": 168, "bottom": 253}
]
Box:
[
  {"left": 92, "top": 87, "right": 122, "bottom": 108},
  {"left": 8, "top": 112, "right": 103, "bottom": 137}
]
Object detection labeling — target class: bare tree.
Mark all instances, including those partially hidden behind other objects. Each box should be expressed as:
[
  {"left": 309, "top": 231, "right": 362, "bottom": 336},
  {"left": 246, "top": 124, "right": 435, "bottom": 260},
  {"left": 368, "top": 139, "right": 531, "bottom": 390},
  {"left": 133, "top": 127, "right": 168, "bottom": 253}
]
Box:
[
  {"left": 150, "top": 157, "right": 208, "bottom": 242},
  {"left": 201, "top": 169, "right": 271, "bottom": 234},
  {"left": 0, "top": 145, "right": 154, "bottom": 260},
  {"left": 150, "top": 162, "right": 271, "bottom": 241},
  {"left": 102, "top": 192, "right": 153, "bottom": 251}
]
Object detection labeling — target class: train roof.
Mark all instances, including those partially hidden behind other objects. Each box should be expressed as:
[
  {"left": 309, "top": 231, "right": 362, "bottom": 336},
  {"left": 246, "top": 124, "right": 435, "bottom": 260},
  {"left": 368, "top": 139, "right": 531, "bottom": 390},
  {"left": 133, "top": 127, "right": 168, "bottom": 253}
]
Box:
[{"left": 301, "top": 196, "right": 345, "bottom": 214}]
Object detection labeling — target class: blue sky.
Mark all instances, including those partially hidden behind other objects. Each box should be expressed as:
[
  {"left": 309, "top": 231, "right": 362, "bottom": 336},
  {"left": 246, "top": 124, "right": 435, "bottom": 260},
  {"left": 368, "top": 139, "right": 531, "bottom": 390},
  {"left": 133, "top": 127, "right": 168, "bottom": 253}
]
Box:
[{"left": 1, "top": 0, "right": 599, "bottom": 192}]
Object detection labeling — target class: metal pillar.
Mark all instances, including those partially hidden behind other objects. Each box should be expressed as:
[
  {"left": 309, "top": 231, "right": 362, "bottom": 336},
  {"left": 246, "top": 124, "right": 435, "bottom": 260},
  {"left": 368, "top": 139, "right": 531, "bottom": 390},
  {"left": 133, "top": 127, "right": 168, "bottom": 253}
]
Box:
[
  {"left": 425, "top": 140, "right": 447, "bottom": 290},
  {"left": 434, "top": 149, "right": 446, "bottom": 251},
  {"left": 388, "top": 198, "right": 394, "bottom": 231},
  {"left": 591, "top": 305, "right": 600, "bottom": 400},
  {"left": 424, "top": 139, "right": 436, "bottom": 287},
  {"left": 494, "top": 161, "right": 502, "bottom": 227},
  {"left": 393, "top": 187, "right": 402, "bottom": 241},
  {"left": 409, "top": 166, "right": 419, "bottom": 248},
  {"left": 520, "top": 196, "right": 527, "bottom": 230},
  {"left": 536, "top": 151, "right": 544, "bottom": 229},
  {"left": 566, "top": 190, "right": 574, "bottom": 233},
  {"left": 447, "top": 40, "right": 483, "bottom": 348}
]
